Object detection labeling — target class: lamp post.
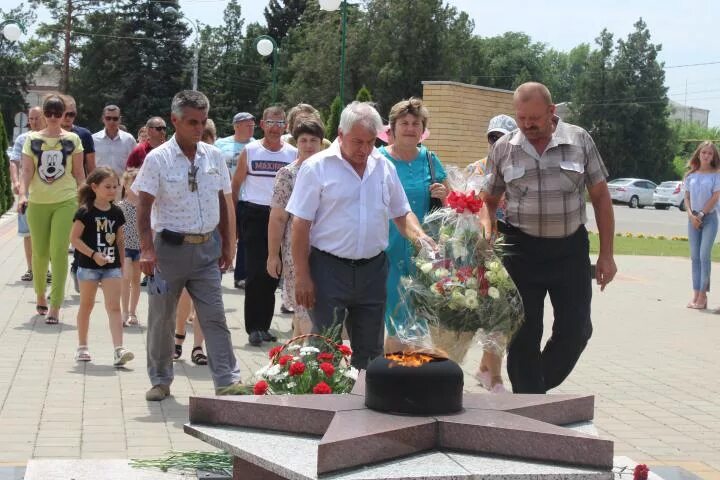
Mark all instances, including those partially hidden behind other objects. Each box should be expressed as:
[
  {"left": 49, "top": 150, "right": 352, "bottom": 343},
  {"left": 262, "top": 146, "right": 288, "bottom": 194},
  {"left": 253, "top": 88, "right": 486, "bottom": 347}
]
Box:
[
  {"left": 254, "top": 35, "right": 278, "bottom": 104},
  {"left": 1, "top": 19, "right": 26, "bottom": 42},
  {"left": 318, "top": 0, "right": 347, "bottom": 105},
  {"left": 165, "top": 7, "right": 201, "bottom": 91}
]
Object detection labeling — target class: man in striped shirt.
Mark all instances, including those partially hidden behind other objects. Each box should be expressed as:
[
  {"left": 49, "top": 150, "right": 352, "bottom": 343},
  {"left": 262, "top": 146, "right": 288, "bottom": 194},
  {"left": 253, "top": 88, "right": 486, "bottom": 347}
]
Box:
[{"left": 481, "top": 82, "right": 616, "bottom": 394}]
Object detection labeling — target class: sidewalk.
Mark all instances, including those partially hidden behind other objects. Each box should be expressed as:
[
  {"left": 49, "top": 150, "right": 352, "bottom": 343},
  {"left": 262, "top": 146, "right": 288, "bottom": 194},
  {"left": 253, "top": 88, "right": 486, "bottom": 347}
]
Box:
[{"left": 0, "top": 211, "right": 719, "bottom": 478}]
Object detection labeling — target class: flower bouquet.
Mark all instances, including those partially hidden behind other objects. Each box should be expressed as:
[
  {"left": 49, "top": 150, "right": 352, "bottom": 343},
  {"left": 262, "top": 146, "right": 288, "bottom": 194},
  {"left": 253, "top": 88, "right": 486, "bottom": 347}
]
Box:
[
  {"left": 394, "top": 168, "right": 524, "bottom": 363},
  {"left": 251, "top": 332, "right": 358, "bottom": 395}
]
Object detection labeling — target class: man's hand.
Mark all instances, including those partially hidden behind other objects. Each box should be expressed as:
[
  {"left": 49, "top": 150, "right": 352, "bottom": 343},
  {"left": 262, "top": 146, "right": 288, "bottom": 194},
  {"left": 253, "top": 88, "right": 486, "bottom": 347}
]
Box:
[
  {"left": 219, "top": 245, "right": 234, "bottom": 273},
  {"left": 414, "top": 233, "right": 437, "bottom": 252},
  {"left": 690, "top": 214, "right": 703, "bottom": 231},
  {"left": 140, "top": 247, "right": 157, "bottom": 276},
  {"left": 429, "top": 183, "right": 448, "bottom": 201},
  {"left": 595, "top": 253, "right": 617, "bottom": 292},
  {"left": 267, "top": 255, "right": 282, "bottom": 279},
  {"left": 295, "top": 273, "right": 315, "bottom": 309}
]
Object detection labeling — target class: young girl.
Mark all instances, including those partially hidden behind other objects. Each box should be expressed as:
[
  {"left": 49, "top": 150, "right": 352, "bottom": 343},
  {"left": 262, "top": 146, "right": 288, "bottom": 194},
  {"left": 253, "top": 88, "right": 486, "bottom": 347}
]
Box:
[
  {"left": 70, "top": 166, "right": 134, "bottom": 366},
  {"left": 118, "top": 169, "right": 141, "bottom": 326}
]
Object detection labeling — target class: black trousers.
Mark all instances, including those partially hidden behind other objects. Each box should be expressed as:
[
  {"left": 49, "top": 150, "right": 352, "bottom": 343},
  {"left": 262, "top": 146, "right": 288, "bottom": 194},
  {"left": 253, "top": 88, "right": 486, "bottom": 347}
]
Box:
[
  {"left": 240, "top": 202, "right": 279, "bottom": 334},
  {"left": 499, "top": 222, "right": 593, "bottom": 394},
  {"left": 234, "top": 200, "right": 246, "bottom": 282}
]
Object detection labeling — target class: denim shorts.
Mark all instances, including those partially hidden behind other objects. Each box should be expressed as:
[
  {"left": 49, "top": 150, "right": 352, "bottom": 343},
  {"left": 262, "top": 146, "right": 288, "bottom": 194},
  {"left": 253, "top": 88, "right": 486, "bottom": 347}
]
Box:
[
  {"left": 77, "top": 267, "right": 123, "bottom": 282},
  {"left": 17, "top": 212, "right": 30, "bottom": 237},
  {"left": 125, "top": 248, "right": 141, "bottom": 261}
]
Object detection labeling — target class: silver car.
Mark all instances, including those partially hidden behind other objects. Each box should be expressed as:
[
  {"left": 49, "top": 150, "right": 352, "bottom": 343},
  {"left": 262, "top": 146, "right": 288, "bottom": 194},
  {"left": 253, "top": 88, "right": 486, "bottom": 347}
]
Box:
[
  {"left": 608, "top": 178, "right": 657, "bottom": 208},
  {"left": 653, "top": 181, "right": 686, "bottom": 211}
]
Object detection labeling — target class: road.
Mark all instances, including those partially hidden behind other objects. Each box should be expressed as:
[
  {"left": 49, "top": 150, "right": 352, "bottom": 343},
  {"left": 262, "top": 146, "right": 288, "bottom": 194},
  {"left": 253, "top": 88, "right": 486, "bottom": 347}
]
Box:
[{"left": 585, "top": 203, "right": 693, "bottom": 238}]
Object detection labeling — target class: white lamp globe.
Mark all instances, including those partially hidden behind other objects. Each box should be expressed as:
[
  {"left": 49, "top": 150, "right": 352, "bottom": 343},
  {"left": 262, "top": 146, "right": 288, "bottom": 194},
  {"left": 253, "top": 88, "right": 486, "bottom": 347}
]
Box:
[
  {"left": 256, "top": 38, "right": 274, "bottom": 57},
  {"left": 318, "top": 0, "right": 342, "bottom": 11},
  {"left": 2, "top": 23, "right": 22, "bottom": 42}
]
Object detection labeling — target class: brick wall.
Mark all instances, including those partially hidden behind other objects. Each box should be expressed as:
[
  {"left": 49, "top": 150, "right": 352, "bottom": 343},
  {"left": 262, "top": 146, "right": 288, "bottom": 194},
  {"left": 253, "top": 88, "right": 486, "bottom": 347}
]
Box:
[{"left": 421, "top": 81, "right": 514, "bottom": 170}]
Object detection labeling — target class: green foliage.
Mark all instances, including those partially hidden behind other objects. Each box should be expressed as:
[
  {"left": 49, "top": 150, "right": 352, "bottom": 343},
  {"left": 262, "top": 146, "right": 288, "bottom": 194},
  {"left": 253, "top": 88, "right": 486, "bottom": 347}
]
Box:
[
  {"left": 355, "top": 85, "right": 372, "bottom": 102},
  {"left": 326, "top": 95, "right": 342, "bottom": 140},
  {"left": 264, "top": 0, "right": 307, "bottom": 42},
  {"left": 670, "top": 120, "right": 720, "bottom": 161},
  {"left": 0, "top": 116, "right": 12, "bottom": 214}
]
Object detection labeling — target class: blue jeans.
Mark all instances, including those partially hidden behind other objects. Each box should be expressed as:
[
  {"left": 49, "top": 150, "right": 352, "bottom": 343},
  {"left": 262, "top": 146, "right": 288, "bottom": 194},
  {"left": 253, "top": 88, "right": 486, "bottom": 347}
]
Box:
[
  {"left": 688, "top": 212, "right": 718, "bottom": 292},
  {"left": 77, "top": 267, "right": 123, "bottom": 282}
]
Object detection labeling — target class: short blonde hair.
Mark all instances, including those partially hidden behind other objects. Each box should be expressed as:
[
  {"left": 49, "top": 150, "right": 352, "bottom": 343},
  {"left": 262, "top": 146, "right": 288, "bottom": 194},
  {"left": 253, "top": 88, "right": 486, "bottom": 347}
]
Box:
[
  {"left": 513, "top": 82, "right": 553, "bottom": 105},
  {"left": 388, "top": 97, "right": 429, "bottom": 132},
  {"left": 202, "top": 118, "right": 217, "bottom": 144}
]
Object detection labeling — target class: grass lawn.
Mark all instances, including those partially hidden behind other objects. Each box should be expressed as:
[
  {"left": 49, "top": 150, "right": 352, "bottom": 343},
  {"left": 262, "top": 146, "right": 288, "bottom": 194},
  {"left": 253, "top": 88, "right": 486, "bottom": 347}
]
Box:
[{"left": 588, "top": 232, "right": 720, "bottom": 261}]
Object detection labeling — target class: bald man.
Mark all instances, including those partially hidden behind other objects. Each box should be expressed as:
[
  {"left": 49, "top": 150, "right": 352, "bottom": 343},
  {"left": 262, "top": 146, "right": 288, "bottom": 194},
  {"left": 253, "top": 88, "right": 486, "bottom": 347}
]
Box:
[{"left": 480, "top": 81, "right": 616, "bottom": 394}]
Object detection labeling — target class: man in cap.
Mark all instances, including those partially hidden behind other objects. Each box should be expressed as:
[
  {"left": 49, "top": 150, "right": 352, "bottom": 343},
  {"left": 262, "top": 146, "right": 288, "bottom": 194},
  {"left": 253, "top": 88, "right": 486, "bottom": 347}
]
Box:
[{"left": 216, "top": 112, "right": 256, "bottom": 289}]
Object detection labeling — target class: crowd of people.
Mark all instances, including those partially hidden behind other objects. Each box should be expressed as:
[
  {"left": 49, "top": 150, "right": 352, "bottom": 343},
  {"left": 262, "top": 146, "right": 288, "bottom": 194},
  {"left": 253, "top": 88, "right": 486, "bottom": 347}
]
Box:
[{"left": 7, "top": 81, "right": 622, "bottom": 400}]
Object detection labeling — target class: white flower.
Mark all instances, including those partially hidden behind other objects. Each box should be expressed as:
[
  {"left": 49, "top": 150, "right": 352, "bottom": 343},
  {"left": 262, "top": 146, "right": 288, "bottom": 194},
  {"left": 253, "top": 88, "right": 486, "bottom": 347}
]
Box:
[
  {"left": 256, "top": 364, "right": 270, "bottom": 377},
  {"left": 497, "top": 269, "right": 509, "bottom": 280},
  {"left": 452, "top": 241, "right": 468, "bottom": 259},
  {"left": 465, "top": 296, "right": 479, "bottom": 309},
  {"left": 420, "top": 262, "right": 433, "bottom": 274},
  {"left": 266, "top": 364, "right": 282, "bottom": 376},
  {"left": 433, "top": 268, "right": 450, "bottom": 280},
  {"left": 464, "top": 289, "right": 478, "bottom": 299},
  {"left": 286, "top": 382, "right": 296, "bottom": 388},
  {"left": 488, "top": 287, "right": 500, "bottom": 299},
  {"left": 344, "top": 366, "right": 359, "bottom": 380},
  {"left": 450, "top": 290, "right": 465, "bottom": 304},
  {"left": 465, "top": 277, "right": 478, "bottom": 289},
  {"left": 287, "top": 344, "right": 301, "bottom": 352},
  {"left": 300, "top": 346, "right": 320, "bottom": 356},
  {"left": 487, "top": 260, "right": 502, "bottom": 272},
  {"left": 485, "top": 271, "right": 497, "bottom": 283},
  {"left": 272, "top": 371, "right": 289, "bottom": 382}
]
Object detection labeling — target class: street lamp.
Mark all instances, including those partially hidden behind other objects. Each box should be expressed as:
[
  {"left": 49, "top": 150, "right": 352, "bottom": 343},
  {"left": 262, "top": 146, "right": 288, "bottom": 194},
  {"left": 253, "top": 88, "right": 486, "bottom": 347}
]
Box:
[
  {"left": 254, "top": 35, "right": 278, "bottom": 104},
  {"left": 1, "top": 19, "right": 26, "bottom": 42},
  {"left": 165, "top": 7, "right": 201, "bottom": 91},
  {"left": 318, "top": 0, "right": 348, "bottom": 105}
]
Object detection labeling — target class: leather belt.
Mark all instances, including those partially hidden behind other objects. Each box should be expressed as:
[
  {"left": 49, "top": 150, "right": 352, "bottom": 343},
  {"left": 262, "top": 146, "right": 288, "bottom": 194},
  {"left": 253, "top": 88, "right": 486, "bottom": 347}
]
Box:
[
  {"left": 315, "top": 248, "right": 384, "bottom": 267},
  {"left": 183, "top": 232, "right": 213, "bottom": 244}
]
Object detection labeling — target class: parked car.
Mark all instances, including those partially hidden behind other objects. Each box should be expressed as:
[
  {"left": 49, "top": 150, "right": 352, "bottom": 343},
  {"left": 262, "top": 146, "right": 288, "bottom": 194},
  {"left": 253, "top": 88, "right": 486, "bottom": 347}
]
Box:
[
  {"left": 608, "top": 178, "right": 657, "bottom": 208},
  {"left": 653, "top": 181, "right": 686, "bottom": 211}
]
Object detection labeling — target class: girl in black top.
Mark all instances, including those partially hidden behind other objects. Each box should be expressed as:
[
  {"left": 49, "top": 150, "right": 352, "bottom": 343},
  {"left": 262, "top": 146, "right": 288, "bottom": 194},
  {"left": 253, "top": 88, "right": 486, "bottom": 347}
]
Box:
[{"left": 70, "top": 166, "right": 133, "bottom": 366}]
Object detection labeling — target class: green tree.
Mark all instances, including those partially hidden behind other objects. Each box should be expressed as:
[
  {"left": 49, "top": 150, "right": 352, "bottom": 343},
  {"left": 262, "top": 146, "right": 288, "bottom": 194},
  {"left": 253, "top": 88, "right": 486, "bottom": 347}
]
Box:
[
  {"left": 264, "top": 0, "right": 307, "bottom": 42},
  {"left": 355, "top": 85, "right": 372, "bottom": 102},
  {"left": 326, "top": 95, "right": 342, "bottom": 140},
  {"left": 0, "top": 115, "right": 12, "bottom": 214}
]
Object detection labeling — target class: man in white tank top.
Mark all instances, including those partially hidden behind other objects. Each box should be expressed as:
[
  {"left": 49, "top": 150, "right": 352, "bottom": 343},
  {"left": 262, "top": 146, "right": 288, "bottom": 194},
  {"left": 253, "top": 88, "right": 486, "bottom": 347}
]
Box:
[{"left": 231, "top": 106, "right": 297, "bottom": 346}]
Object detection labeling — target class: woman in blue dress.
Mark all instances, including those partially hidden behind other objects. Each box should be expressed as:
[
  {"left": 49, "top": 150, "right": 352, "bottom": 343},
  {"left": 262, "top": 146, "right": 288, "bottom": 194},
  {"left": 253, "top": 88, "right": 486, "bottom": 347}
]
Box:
[{"left": 380, "top": 98, "right": 449, "bottom": 352}]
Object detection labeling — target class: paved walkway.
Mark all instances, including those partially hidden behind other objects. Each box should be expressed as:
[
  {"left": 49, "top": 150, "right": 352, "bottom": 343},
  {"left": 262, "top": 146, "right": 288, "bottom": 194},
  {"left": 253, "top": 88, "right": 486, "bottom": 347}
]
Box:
[{"left": 0, "top": 211, "right": 719, "bottom": 479}]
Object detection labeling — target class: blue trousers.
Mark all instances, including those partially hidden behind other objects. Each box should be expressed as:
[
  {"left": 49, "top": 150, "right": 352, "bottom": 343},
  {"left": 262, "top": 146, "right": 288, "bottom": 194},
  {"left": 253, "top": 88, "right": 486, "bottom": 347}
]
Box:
[{"left": 688, "top": 212, "right": 718, "bottom": 292}]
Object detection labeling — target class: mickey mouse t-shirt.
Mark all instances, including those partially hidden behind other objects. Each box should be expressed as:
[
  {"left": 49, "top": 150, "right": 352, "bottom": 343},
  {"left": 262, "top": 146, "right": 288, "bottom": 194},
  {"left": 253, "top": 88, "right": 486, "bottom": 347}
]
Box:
[
  {"left": 22, "top": 131, "right": 83, "bottom": 204},
  {"left": 74, "top": 204, "right": 126, "bottom": 269}
]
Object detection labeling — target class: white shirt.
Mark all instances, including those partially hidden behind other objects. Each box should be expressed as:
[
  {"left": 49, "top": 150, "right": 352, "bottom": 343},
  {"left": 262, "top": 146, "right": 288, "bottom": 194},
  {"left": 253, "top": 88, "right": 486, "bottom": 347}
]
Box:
[
  {"left": 241, "top": 140, "right": 297, "bottom": 206},
  {"left": 132, "top": 135, "right": 232, "bottom": 234},
  {"left": 286, "top": 140, "right": 411, "bottom": 260},
  {"left": 92, "top": 129, "right": 137, "bottom": 176}
]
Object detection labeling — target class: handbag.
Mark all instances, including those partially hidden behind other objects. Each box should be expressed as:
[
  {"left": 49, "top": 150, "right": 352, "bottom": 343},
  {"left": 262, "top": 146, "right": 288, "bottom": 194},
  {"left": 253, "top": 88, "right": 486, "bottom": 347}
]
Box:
[{"left": 426, "top": 149, "right": 444, "bottom": 211}]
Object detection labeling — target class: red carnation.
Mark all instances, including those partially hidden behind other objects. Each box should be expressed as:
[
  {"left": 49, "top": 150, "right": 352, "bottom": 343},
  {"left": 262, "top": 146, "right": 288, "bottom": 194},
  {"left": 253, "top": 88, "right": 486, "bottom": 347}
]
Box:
[
  {"left": 268, "top": 346, "right": 283, "bottom": 359},
  {"left": 278, "top": 354, "right": 294, "bottom": 366},
  {"left": 289, "top": 361, "right": 306, "bottom": 376},
  {"left": 253, "top": 380, "right": 269, "bottom": 395},
  {"left": 337, "top": 344, "right": 352, "bottom": 356},
  {"left": 312, "top": 381, "right": 332, "bottom": 394},
  {"left": 319, "top": 362, "right": 335, "bottom": 377},
  {"left": 317, "top": 352, "right": 334, "bottom": 362},
  {"left": 633, "top": 464, "right": 649, "bottom": 480}
]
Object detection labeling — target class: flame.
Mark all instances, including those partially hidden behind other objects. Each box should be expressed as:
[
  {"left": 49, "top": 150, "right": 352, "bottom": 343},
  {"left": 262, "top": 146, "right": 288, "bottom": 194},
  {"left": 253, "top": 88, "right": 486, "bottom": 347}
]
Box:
[{"left": 385, "top": 352, "right": 437, "bottom": 367}]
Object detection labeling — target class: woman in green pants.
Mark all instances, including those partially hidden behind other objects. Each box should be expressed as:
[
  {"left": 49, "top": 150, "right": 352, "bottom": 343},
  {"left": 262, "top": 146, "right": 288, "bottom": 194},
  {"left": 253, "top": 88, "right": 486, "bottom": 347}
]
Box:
[{"left": 17, "top": 94, "right": 85, "bottom": 324}]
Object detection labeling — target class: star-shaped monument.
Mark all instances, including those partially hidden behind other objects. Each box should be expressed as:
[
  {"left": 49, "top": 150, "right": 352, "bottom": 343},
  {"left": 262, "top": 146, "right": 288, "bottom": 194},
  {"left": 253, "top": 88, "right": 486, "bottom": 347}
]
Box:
[{"left": 186, "top": 373, "right": 612, "bottom": 475}]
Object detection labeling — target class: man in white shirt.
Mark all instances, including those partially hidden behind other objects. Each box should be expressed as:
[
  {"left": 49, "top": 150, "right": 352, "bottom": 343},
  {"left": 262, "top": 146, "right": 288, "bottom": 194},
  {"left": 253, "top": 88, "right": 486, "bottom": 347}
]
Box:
[
  {"left": 133, "top": 90, "right": 242, "bottom": 401},
  {"left": 286, "top": 101, "right": 432, "bottom": 369},
  {"left": 92, "top": 105, "right": 137, "bottom": 179}
]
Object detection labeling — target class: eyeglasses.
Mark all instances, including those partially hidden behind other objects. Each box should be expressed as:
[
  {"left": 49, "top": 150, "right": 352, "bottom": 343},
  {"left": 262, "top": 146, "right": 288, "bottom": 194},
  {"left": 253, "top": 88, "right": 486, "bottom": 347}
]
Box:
[
  {"left": 188, "top": 165, "right": 199, "bottom": 192},
  {"left": 104, "top": 116, "right": 120, "bottom": 122},
  {"left": 64, "top": 112, "right": 77, "bottom": 118},
  {"left": 264, "top": 120, "right": 286, "bottom": 127},
  {"left": 44, "top": 111, "right": 63, "bottom": 118},
  {"left": 487, "top": 133, "right": 504, "bottom": 145},
  {"left": 149, "top": 126, "right": 166, "bottom": 131}
]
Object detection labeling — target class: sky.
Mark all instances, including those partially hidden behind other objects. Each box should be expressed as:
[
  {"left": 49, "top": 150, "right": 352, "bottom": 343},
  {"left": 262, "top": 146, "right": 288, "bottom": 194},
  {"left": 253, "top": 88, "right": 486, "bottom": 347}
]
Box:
[{"left": 17, "top": 0, "right": 720, "bottom": 126}]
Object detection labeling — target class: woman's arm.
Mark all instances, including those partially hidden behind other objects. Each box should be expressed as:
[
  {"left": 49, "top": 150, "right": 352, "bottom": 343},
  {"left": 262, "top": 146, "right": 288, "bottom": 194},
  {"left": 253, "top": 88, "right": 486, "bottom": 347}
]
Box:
[
  {"left": 71, "top": 152, "right": 85, "bottom": 186},
  {"left": 267, "top": 207, "right": 290, "bottom": 279}
]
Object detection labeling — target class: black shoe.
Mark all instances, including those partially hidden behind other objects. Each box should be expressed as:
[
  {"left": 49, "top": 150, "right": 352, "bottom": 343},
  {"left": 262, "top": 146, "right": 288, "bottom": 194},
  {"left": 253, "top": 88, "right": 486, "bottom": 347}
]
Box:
[
  {"left": 248, "top": 331, "right": 262, "bottom": 346},
  {"left": 260, "top": 330, "right": 277, "bottom": 342},
  {"left": 234, "top": 279, "right": 246, "bottom": 289},
  {"left": 140, "top": 276, "right": 148, "bottom": 287},
  {"left": 280, "top": 304, "right": 294, "bottom": 314}
]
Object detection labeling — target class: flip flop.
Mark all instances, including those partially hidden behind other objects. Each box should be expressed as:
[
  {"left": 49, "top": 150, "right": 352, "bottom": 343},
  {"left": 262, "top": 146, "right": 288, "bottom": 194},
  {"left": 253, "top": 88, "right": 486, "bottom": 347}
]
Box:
[
  {"left": 36, "top": 305, "right": 49, "bottom": 316},
  {"left": 45, "top": 315, "right": 59, "bottom": 325}
]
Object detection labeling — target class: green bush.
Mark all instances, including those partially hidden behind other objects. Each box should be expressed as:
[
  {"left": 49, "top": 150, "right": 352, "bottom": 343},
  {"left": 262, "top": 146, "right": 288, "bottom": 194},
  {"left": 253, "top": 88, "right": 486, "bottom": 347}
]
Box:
[
  {"left": 326, "top": 96, "right": 342, "bottom": 141},
  {"left": 0, "top": 116, "right": 13, "bottom": 215}
]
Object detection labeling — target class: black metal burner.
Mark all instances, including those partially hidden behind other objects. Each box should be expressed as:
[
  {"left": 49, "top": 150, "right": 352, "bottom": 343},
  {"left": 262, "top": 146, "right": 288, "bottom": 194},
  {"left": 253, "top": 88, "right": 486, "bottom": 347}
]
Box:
[{"left": 365, "top": 354, "right": 464, "bottom": 415}]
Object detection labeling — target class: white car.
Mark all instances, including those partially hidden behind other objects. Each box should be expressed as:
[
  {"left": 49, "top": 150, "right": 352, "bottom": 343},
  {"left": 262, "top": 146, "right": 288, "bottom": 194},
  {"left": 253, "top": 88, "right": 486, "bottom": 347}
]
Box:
[
  {"left": 653, "top": 181, "right": 686, "bottom": 211},
  {"left": 607, "top": 178, "right": 657, "bottom": 208}
]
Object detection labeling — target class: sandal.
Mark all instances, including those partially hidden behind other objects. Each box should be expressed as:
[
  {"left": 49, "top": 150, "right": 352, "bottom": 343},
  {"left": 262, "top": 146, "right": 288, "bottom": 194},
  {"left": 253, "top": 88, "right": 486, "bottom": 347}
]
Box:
[
  {"left": 126, "top": 313, "right": 138, "bottom": 326},
  {"left": 46, "top": 271, "right": 52, "bottom": 284},
  {"left": 36, "top": 305, "right": 49, "bottom": 316},
  {"left": 174, "top": 333, "right": 185, "bottom": 360},
  {"left": 45, "top": 315, "right": 59, "bottom": 325},
  {"left": 75, "top": 346, "right": 91, "bottom": 362},
  {"left": 21, "top": 270, "right": 33, "bottom": 281},
  {"left": 191, "top": 346, "right": 208, "bottom": 365}
]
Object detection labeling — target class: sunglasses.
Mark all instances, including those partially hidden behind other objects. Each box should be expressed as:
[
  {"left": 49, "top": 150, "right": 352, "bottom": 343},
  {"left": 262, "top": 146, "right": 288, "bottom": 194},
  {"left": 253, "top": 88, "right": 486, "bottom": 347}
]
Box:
[
  {"left": 149, "top": 125, "right": 166, "bottom": 131},
  {"left": 188, "top": 165, "right": 199, "bottom": 192},
  {"left": 104, "top": 116, "right": 120, "bottom": 121},
  {"left": 264, "top": 120, "right": 286, "bottom": 127},
  {"left": 146, "top": 270, "right": 169, "bottom": 296},
  {"left": 44, "top": 111, "right": 63, "bottom": 118},
  {"left": 487, "top": 133, "right": 504, "bottom": 145},
  {"left": 64, "top": 111, "right": 77, "bottom": 118}
]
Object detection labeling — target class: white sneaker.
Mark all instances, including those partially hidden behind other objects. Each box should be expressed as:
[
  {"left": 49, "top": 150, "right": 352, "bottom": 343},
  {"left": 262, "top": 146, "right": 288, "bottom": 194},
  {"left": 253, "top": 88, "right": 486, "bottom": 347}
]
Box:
[{"left": 113, "top": 347, "right": 134, "bottom": 366}]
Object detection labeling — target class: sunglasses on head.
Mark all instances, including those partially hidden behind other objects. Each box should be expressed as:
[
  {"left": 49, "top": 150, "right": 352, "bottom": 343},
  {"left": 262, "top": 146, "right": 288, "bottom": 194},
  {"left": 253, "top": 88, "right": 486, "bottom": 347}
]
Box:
[
  {"left": 264, "top": 120, "right": 286, "bottom": 127},
  {"left": 149, "top": 125, "right": 166, "bottom": 131},
  {"left": 104, "top": 116, "right": 120, "bottom": 121},
  {"left": 64, "top": 111, "right": 77, "bottom": 118},
  {"left": 188, "top": 164, "right": 199, "bottom": 192},
  {"left": 44, "top": 110, "right": 63, "bottom": 118}
]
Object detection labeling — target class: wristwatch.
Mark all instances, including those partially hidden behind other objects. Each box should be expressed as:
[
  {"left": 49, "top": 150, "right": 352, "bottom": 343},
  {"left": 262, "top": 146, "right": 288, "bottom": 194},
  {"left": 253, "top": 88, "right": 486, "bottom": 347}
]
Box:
[{"left": 698, "top": 211, "right": 705, "bottom": 219}]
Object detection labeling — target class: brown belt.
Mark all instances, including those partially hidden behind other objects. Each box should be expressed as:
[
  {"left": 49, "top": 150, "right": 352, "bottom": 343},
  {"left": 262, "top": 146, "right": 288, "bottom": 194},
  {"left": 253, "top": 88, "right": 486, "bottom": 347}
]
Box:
[{"left": 183, "top": 232, "right": 213, "bottom": 244}]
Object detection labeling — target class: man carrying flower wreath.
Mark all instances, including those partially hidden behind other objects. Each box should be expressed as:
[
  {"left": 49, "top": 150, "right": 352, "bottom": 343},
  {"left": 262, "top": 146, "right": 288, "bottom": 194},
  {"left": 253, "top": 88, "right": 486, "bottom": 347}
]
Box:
[
  {"left": 287, "top": 102, "right": 434, "bottom": 369},
  {"left": 480, "top": 82, "right": 617, "bottom": 394}
]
